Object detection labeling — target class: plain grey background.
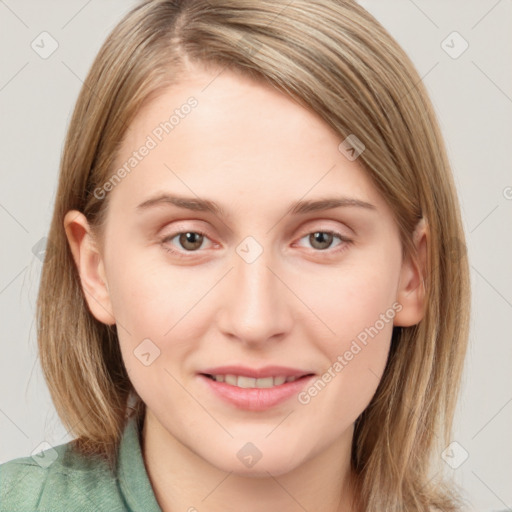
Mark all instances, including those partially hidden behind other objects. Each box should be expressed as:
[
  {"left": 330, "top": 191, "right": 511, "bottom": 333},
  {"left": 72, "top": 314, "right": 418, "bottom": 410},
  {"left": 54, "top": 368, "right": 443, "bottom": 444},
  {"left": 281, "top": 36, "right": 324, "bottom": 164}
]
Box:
[{"left": 1, "top": 1, "right": 511, "bottom": 510}]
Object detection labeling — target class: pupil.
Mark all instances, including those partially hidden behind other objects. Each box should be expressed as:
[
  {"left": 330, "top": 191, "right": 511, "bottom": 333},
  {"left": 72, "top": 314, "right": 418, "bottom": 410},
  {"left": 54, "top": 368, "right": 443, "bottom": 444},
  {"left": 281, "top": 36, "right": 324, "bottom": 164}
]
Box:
[
  {"left": 180, "top": 232, "right": 203, "bottom": 250},
  {"left": 312, "top": 232, "right": 332, "bottom": 250}
]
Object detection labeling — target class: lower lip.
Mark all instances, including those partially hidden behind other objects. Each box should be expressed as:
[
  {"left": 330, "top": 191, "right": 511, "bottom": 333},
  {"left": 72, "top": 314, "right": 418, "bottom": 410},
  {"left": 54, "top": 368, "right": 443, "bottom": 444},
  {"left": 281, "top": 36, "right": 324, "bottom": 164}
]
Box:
[{"left": 198, "top": 374, "right": 315, "bottom": 411}]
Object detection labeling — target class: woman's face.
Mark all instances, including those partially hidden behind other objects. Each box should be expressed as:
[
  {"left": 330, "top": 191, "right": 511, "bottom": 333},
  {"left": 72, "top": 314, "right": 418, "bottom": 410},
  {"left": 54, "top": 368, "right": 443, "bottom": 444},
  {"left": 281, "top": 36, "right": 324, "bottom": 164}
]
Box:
[{"left": 68, "top": 65, "right": 424, "bottom": 476}]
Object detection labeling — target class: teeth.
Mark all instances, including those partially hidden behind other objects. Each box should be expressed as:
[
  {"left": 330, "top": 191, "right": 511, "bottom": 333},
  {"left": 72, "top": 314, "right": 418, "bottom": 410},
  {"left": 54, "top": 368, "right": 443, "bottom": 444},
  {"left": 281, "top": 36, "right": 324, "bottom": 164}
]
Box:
[
  {"left": 257, "top": 376, "right": 276, "bottom": 388},
  {"left": 237, "top": 376, "right": 256, "bottom": 388},
  {"left": 211, "top": 374, "right": 300, "bottom": 388},
  {"left": 224, "top": 374, "right": 237, "bottom": 385}
]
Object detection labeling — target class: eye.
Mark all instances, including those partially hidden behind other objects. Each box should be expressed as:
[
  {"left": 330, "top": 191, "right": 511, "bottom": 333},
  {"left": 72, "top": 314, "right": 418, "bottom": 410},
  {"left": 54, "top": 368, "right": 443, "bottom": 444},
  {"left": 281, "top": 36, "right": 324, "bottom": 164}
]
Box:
[
  {"left": 161, "top": 230, "right": 212, "bottom": 256},
  {"left": 160, "top": 228, "right": 352, "bottom": 259},
  {"left": 296, "top": 230, "right": 352, "bottom": 252}
]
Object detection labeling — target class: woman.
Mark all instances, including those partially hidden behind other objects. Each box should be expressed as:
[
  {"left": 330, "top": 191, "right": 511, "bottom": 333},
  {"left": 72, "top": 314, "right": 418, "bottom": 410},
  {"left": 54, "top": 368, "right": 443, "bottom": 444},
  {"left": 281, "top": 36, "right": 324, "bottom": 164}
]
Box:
[{"left": 0, "top": 1, "right": 470, "bottom": 510}]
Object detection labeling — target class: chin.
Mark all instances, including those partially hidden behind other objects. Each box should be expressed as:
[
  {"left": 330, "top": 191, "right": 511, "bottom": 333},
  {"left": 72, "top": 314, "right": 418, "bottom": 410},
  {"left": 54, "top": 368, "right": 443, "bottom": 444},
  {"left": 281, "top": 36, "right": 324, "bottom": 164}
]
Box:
[{"left": 207, "top": 447, "right": 303, "bottom": 478}]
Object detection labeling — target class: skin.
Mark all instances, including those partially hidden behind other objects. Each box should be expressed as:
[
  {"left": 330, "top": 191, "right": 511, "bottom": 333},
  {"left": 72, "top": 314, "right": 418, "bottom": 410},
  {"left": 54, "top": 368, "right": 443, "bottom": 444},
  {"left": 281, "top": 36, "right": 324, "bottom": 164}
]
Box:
[{"left": 65, "top": 63, "right": 427, "bottom": 512}]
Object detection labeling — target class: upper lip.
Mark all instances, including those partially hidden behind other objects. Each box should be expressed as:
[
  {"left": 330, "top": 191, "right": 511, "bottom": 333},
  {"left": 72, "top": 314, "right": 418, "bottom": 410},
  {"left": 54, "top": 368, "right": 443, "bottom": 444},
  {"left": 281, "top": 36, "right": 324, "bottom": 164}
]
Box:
[{"left": 199, "top": 365, "right": 315, "bottom": 379}]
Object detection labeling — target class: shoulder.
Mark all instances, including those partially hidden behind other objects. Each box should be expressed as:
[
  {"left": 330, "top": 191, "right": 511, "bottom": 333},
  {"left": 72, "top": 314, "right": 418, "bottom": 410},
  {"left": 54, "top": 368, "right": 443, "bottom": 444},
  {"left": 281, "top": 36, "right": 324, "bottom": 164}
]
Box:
[
  {"left": 0, "top": 441, "right": 125, "bottom": 512},
  {"left": 0, "top": 443, "right": 67, "bottom": 511}
]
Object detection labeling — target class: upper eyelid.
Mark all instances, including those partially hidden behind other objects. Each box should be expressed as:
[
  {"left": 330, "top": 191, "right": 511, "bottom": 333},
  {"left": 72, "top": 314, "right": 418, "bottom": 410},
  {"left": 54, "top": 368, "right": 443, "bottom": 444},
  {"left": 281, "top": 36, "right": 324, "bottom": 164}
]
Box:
[
  {"left": 159, "top": 217, "right": 354, "bottom": 237},
  {"left": 161, "top": 224, "right": 352, "bottom": 239}
]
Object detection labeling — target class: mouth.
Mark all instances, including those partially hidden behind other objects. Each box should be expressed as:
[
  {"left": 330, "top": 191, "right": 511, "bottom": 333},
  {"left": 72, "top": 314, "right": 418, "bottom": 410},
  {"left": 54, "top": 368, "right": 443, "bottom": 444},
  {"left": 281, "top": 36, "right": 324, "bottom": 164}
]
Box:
[
  {"left": 200, "top": 373, "right": 315, "bottom": 389},
  {"left": 197, "top": 369, "right": 316, "bottom": 411}
]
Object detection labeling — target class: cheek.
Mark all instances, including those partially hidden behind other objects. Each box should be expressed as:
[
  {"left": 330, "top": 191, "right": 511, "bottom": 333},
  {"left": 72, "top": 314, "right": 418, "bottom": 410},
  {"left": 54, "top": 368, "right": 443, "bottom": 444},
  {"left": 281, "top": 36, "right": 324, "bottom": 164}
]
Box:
[
  {"left": 105, "top": 251, "right": 209, "bottom": 377},
  {"left": 106, "top": 244, "right": 192, "bottom": 332},
  {"left": 303, "top": 252, "right": 400, "bottom": 344},
  {"left": 295, "top": 274, "right": 397, "bottom": 432},
  {"left": 107, "top": 261, "right": 193, "bottom": 413},
  {"left": 296, "top": 252, "right": 400, "bottom": 401}
]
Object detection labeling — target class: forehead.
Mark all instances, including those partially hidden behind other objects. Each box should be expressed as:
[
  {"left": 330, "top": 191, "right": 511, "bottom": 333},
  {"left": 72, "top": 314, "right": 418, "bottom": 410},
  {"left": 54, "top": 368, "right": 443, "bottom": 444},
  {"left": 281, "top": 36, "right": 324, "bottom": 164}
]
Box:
[
  {"left": 107, "top": 66, "right": 388, "bottom": 218},
  {"left": 122, "top": 65, "right": 337, "bottom": 153}
]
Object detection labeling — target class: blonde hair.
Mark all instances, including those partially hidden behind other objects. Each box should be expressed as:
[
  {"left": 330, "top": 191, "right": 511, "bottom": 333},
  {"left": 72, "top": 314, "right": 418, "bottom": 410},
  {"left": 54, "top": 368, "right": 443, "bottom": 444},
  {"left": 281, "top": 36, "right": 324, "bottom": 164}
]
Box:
[{"left": 38, "top": 1, "right": 470, "bottom": 510}]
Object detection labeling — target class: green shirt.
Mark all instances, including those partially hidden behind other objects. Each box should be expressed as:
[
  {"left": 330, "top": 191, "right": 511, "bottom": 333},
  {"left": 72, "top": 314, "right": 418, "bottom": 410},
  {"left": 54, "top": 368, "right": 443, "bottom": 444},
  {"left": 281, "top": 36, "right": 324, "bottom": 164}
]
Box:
[{"left": 0, "top": 416, "right": 162, "bottom": 511}]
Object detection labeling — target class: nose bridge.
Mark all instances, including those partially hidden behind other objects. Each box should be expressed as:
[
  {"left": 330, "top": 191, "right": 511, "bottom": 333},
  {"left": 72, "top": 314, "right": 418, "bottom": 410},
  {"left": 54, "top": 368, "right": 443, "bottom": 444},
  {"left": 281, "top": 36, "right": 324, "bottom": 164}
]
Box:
[
  {"left": 218, "top": 236, "right": 291, "bottom": 344},
  {"left": 237, "top": 248, "right": 275, "bottom": 305}
]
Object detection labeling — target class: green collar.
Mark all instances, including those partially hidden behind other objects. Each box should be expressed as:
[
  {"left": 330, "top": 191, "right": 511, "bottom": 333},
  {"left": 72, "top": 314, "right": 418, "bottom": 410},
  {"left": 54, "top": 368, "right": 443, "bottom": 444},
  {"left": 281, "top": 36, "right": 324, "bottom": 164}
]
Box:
[{"left": 117, "top": 415, "right": 162, "bottom": 512}]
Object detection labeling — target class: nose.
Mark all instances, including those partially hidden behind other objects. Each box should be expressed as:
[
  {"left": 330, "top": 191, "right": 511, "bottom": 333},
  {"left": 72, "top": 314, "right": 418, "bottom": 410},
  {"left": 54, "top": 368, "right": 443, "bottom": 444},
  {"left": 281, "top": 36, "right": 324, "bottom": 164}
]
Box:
[{"left": 216, "top": 244, "right": 294, "bottom": 348}]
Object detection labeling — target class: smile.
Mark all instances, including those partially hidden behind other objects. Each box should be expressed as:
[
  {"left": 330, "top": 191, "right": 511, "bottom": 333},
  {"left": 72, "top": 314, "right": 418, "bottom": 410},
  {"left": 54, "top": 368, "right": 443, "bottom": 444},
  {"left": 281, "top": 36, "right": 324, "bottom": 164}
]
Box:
[
  {"left": 203, "top": 374, "right": 308, "bottom": 388},
  {"left": 198, "top": 373, "right": 316, "bottom": 411}
]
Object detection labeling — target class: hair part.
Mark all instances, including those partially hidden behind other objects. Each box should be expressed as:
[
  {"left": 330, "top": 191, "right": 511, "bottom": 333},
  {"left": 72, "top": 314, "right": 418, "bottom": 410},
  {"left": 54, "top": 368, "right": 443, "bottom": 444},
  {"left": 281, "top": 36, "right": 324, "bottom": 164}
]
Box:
[{"left": 38, "top": 1, "right": 470, "bottom": 510}]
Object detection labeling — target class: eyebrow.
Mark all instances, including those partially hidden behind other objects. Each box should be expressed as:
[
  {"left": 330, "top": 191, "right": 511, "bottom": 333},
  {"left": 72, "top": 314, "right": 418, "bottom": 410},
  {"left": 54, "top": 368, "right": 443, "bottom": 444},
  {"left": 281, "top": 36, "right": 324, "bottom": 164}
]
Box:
[{"left": 136, "top": 193, "right": 377, "bottom": 216}]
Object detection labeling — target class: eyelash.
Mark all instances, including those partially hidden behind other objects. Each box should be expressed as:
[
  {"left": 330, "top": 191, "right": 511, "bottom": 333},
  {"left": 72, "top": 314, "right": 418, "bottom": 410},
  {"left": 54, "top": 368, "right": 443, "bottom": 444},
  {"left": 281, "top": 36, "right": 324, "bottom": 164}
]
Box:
[{"left": 160, "top": 228, "right": 352, "bottom": 259}]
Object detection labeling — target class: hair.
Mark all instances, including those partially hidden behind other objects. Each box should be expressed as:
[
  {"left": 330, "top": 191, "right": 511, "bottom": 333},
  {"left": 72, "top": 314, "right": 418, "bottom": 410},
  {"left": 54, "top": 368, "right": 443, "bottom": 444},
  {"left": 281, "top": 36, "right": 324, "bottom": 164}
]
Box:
[{"left": 37, "top": 0, "right": 471, "bottom": 510}]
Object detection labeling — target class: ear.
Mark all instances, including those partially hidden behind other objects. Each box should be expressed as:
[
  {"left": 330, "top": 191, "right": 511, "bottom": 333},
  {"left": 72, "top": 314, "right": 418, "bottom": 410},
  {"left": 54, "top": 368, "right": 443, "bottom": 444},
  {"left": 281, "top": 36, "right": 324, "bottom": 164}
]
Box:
[
  {"left": 63, "top": 210, "right": 115, "bottom": 325},
  {"left": 394, "top": 217, "right": 428, "bottom": 327}
]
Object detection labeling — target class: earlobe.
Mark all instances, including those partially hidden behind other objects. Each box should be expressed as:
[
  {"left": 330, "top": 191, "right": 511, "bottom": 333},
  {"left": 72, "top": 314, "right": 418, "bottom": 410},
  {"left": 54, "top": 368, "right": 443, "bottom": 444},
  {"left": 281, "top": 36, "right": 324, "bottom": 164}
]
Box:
[
  {"left": 393, "top": 217, "right": 428, "bottom": 327},
  {"left": 63, "top": 210, "right": 115, "bottom": 325}
]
